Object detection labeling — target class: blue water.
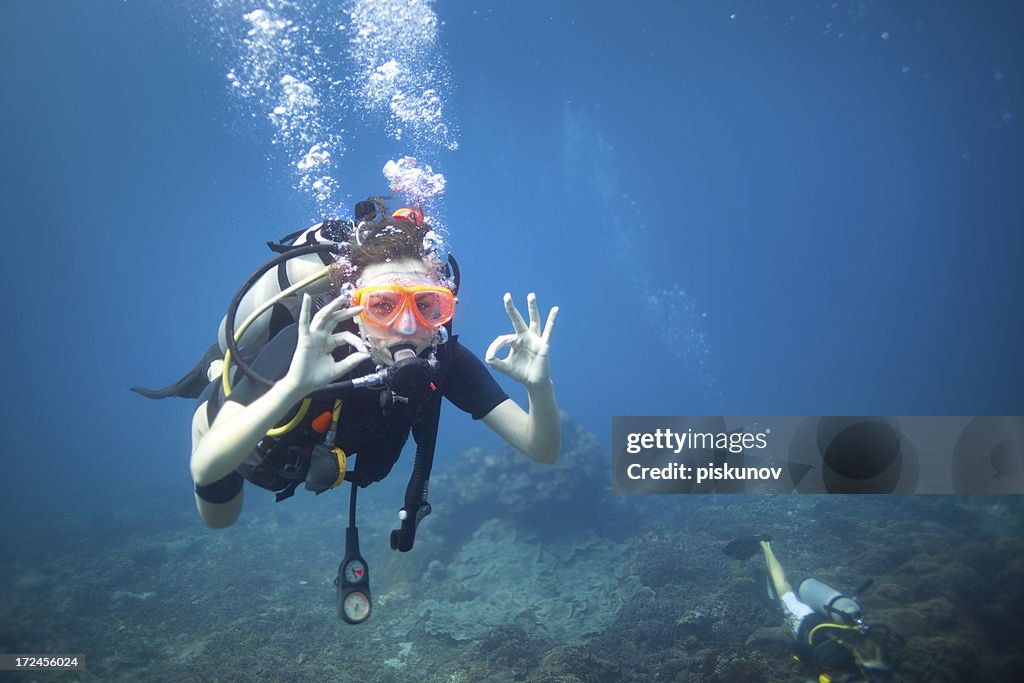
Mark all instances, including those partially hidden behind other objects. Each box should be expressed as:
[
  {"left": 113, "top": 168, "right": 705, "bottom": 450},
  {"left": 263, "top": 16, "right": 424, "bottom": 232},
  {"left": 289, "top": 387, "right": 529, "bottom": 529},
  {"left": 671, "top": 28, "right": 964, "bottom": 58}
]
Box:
[{"left": 1, "top": 1, "right": 1022, "bottom": 679}]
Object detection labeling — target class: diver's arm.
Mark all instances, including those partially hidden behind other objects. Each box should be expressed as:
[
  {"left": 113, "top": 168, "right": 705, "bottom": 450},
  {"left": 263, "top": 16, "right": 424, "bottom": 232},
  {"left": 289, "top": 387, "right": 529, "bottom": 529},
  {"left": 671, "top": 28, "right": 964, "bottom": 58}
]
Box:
[
  {"left": 482, "top": 387, "right": 560, "bottom": 465},
  {"left": 483, "top": 292, "right": 561, "bottom": 464},
  {"left": 190, "top": 295, "right": 368, "bottom": 487},
  {"left": 190, "top": 399, "right": 245, "bottom": 528},
  {"left": 190, "top": 384, "right": 314, "bottom": 486}
]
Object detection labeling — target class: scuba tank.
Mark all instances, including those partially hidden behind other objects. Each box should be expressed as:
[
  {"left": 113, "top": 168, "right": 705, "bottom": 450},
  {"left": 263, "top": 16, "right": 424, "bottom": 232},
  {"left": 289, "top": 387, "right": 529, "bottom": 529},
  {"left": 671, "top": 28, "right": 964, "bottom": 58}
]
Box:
[
  {"left": 127, "top": 227, "right": 345, "bottom": 402},
  {"left": 216, "top": 220, "right": 353, "bottom": 359},
  {"left": 797, "top": 578, "right": 863, "bottom": 625}
]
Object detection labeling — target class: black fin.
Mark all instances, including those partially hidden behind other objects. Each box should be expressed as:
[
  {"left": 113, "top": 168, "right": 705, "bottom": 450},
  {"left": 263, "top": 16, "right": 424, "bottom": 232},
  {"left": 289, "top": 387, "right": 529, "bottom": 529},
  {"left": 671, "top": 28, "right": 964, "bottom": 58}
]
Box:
[
  {"left": 722, "top": 534, "right": 772, "bottom": 560},
  {"left": 754, "top": 567, "right": 780, "bottom": 609},
  {"left": 130, "top": 343, "right": 221, "bottom": 400}
]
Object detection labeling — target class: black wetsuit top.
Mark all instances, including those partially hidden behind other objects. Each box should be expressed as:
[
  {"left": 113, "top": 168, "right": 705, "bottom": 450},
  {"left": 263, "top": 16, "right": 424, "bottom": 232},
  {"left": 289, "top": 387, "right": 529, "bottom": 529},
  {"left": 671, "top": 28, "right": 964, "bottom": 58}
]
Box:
[{"left": 195, "top": 324, "right": 507, "bottom": 503}]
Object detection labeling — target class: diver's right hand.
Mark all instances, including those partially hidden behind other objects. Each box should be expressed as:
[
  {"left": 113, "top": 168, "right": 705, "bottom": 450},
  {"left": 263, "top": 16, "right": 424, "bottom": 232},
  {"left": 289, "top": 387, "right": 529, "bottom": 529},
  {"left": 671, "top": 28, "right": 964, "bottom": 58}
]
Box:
[{"left": 287, "top": 293, "right": 370, "bottom": 394}]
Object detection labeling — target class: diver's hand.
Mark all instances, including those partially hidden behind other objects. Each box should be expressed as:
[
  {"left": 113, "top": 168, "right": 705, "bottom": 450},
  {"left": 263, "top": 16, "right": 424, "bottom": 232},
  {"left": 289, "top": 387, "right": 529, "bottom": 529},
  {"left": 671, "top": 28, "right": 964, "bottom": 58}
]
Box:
[
  {"left": 287, "top": 293, "right": 370, "bottom": 394},
  {"left": 486, "top": 293, "right": 558, "bottom": 388}
]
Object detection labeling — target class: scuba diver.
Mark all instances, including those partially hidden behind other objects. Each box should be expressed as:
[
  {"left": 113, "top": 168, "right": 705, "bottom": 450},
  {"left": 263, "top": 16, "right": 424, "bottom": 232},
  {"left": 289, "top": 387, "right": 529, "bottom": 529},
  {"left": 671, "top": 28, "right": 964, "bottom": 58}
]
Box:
[
  {"left": 133, "top": 197, "right": 560, "bottom": 623},
  {"left": 723, "top": 536, "right": 895, "bottom": 682}
]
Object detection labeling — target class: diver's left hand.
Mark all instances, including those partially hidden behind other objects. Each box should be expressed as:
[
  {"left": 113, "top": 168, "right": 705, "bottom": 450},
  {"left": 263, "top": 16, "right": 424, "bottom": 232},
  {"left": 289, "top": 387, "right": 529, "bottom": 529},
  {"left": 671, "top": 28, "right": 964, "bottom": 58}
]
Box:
[{"left": 486, "top": 293, "right": 558, "bottom": 388}]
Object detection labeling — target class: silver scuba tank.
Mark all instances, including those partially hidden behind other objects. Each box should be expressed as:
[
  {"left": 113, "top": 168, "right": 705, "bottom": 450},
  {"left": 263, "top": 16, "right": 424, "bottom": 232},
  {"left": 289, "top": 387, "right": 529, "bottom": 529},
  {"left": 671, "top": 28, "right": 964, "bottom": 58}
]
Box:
[
  {"left": 216, "top": 223, "right": 339, "bottom": 357},
  {"left": 797, "top": 578, "right": 862, "bottom": 624}
]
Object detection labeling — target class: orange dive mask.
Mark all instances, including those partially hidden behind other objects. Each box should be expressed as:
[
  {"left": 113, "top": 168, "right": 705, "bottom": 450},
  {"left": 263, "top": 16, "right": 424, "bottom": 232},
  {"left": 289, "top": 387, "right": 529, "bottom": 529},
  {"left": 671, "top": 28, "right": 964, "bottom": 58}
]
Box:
[{"left": 352, "top": 285, "right": 456, "bottom": 328}]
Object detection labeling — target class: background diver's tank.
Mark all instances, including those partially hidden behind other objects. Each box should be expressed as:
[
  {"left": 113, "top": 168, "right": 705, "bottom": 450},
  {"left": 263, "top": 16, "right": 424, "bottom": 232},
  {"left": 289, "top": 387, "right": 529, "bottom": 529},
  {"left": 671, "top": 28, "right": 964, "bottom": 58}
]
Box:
[{"left": 797, "top": 578, "right": 862, "bottom": 624}]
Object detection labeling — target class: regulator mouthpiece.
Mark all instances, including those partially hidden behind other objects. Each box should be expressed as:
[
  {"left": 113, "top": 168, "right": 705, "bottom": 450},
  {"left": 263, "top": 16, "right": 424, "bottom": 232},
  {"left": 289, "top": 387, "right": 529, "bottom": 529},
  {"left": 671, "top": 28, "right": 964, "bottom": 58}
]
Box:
[{"left": 387, "top": 345, "right": 433, "bottom": 398}]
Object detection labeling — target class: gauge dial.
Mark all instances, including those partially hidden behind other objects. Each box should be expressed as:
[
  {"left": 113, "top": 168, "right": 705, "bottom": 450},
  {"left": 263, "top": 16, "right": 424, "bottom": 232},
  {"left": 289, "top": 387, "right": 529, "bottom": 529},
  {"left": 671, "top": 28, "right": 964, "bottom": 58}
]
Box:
[
  {"left": 344, "top": 559, "right": 366, "bottom": 584},
  {"left": 342, "top": 591, "right": 371, "bottom": 623}
]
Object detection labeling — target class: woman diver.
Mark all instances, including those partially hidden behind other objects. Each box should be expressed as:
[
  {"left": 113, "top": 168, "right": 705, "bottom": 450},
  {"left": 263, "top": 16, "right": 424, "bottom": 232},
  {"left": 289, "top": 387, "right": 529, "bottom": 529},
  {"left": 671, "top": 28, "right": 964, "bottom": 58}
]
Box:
[{"left": 187, "top": 201, "right": 560, "bottom": 531}]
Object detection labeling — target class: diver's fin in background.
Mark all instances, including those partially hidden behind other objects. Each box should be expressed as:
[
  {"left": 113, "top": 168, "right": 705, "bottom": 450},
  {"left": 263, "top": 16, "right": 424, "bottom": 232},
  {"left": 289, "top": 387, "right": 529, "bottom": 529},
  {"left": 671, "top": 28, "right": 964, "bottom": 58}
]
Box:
[
  {"left": 130, "top": 343, "right": 221, "bottom": 400},
  {"left": 754, "top": 567, "right": 779, "bottom": 609},
  {"left": 722, "top": 534, "right": 772, "bottom": 560}
]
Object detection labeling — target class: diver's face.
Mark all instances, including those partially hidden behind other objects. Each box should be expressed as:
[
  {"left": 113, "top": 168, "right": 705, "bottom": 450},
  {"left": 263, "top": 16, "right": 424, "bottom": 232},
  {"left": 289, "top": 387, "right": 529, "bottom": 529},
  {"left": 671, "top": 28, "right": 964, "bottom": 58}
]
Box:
[{"left": 357, "top": 259, "right": 439, "bottom": 352}]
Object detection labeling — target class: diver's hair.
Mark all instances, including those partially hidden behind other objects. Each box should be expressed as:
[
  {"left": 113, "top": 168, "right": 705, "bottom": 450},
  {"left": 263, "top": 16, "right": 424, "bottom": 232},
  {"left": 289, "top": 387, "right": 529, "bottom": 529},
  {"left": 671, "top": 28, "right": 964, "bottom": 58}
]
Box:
[
  {"left": 328, "top": 199, "right": 437, "bottom": 292},
  {"left": 350, "top": 219, "right": 428, "bottom": 274}
]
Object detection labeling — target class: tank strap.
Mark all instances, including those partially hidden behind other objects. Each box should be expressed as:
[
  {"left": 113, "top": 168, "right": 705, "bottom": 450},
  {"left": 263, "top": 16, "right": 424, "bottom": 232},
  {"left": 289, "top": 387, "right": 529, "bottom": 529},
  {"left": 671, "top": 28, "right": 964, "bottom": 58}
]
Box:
[
  {"left": 824, "top": 595, "right": 846, "bottom": 622},
  {"left": 277, "top": 258, "right": 291, "bottom": 292}
]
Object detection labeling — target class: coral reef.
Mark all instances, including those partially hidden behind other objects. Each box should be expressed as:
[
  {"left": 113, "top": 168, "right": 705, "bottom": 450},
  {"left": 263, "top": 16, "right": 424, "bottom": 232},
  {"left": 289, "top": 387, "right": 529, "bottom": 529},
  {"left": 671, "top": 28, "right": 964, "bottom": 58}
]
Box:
[{"left": 2, "top": 415, "right": 1023, "bottom": 681}]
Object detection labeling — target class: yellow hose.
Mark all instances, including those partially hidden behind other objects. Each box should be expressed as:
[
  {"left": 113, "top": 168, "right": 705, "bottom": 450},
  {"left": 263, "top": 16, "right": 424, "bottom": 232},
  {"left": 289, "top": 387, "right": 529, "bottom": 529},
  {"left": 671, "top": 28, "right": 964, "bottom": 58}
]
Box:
[
  {"left": 222, "top": 263, "right": 333, "bottom": 396},
  {"left": 266, "top": 400, "right": 312, "bottom": 437},
  {"left": 807, "top": 621, "right": 861, "bottom": 646},
  {"left": 220, "top": 262, "right": 334, "bottom": 437}
]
